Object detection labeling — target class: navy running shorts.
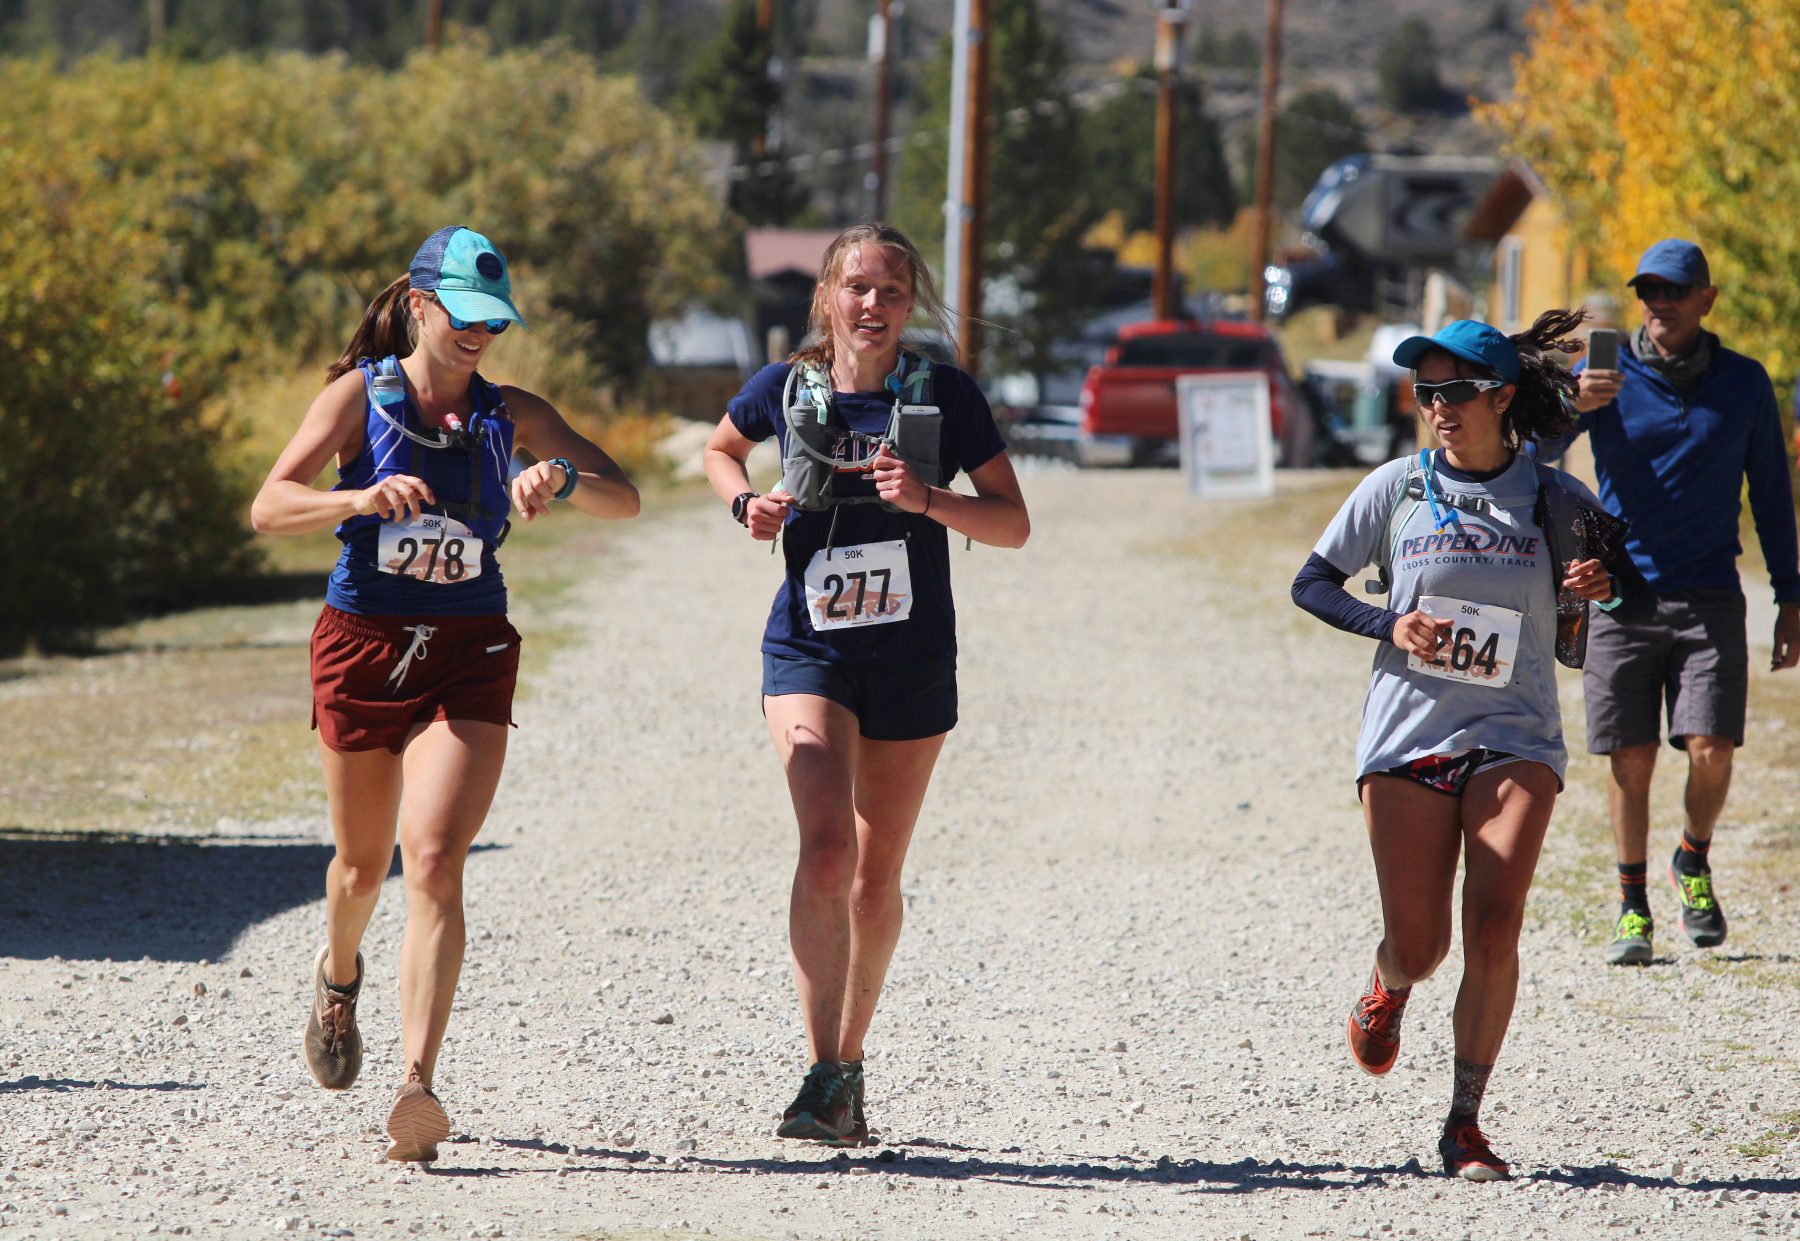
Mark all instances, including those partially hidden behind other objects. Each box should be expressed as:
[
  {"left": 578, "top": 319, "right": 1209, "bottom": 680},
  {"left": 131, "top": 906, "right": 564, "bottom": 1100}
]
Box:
[
  {"left": 761, "top": 652, "right": 957, "bottom": 741},
  {"left": 310, "top": 605, "right": 520, "bottom": 753},
  {"left": 1581, "top": 588, "right": 1748, "bottom": 752}
]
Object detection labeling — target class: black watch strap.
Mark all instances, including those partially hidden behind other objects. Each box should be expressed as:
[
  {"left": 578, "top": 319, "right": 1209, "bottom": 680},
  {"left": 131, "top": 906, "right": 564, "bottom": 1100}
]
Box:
[{"left": 731, "top": 490, "right": 758, "bottom": 525}]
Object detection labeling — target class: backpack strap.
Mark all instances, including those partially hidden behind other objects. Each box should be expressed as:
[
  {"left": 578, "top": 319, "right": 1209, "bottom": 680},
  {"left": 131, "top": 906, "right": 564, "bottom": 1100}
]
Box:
[
  {"left": 887, "top": 350, "right": 933, "bottom": 405},
  {"left": 1363, "top": 449, "right": 1504, "bottom": 594}
]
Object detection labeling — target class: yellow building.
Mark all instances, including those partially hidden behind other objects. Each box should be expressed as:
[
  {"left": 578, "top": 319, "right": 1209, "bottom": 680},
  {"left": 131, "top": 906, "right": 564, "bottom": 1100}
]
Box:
[
  {"left": 1464, "top": 161, "right": 1606, "bottom": 484},
  {"left": 1465, "top": 161, "right": 1610, "bottom": 335}
]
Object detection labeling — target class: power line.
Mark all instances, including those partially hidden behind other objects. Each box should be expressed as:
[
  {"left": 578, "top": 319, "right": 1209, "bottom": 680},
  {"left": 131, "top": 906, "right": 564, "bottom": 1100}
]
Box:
[{"left": 707, "top": 78, "right": 1377, "bottom": 185}]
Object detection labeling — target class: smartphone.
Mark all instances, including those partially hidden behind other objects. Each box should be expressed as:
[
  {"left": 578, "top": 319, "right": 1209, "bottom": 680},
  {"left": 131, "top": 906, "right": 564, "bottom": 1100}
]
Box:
[{"left": 1586, "top": 328, "right": 1621, "bottom": 372}]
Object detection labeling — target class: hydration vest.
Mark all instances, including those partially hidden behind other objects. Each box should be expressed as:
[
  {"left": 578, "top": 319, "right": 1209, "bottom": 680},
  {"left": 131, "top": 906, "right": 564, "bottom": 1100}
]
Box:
[
  {"left": 1364, "top": 449, "right": 1629, "bottom": 668},
  {"left": 779, "top": 351, "right": 945, "bottom": 511},
  {"left": 336, "top": 355, "right": 516, "bottom": 550}
]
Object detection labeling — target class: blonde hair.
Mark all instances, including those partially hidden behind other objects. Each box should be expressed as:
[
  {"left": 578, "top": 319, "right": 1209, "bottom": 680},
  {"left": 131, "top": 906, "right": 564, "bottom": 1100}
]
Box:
[{"left": 790, "top": 223, "right": 955, "bottom": 375}]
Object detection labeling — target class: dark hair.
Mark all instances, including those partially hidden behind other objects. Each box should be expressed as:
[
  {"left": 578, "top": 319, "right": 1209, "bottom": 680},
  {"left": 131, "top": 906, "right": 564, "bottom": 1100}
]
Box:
[
  {"left": 790, "top": 223, "right": 955, "bottom": 376},
  {"left": 1419, "top": 307, "right": 1587, "bottom": 447},
  {"left": 326, "top": 275, "right": 416, "bottom": 383}
]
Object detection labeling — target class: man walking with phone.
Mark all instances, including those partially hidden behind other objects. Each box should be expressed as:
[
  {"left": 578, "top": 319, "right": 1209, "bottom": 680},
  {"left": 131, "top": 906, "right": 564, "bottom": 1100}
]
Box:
[{"left": 1549, "top": 239, "right": 1800, "bottom": 965}]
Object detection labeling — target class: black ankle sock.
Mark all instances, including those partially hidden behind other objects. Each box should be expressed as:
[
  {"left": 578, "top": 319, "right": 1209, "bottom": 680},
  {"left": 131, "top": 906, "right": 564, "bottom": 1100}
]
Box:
[
  {"left": 325, "top": 979, "right": 358, "bottom": 996},
  {"left": 1676, "top": 831, "right": 1712, "bottom": 874},
  {"left": 1617, "top": 861, "right": 1649, "bottom": 914},
  {"left": 1447, "top": 1056, "right": 1494, "bottom": 1128}
]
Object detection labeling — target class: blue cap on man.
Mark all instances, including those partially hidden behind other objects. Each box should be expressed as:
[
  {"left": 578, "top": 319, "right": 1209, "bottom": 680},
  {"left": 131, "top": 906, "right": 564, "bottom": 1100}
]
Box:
[
  {"left": 1390, "top": 319, "right": 1520, "bottom": 383},
  {"left": 1627, "top": 239, "right": 1711, "bottom": 288}
]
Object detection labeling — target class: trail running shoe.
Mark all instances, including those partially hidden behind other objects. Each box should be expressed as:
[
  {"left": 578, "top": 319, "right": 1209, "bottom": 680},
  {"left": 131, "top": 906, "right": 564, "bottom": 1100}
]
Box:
[
  {"left": 1604, "top": 909, "right": 1654, "bottom": 966},
  {"left": 775, "top": 1060, "right": 854, "bottom": 1144},
  {"left": 385, "top": 1074, "right": 452, "bottom": 1163},
  {"left": 1669, "top": 852, "right": 1728, "bottom": 948},
  {"left": 1346, "top": 966, "right": 1411, "bottom": 1076},
  {"left": 1440, "top": 1121, "right": 1511, "bottom": 1181},
  {"left": 839, "top": 1060, "right": 868, "bottom": 1146},
  {"left": 303, "top": 946, "right": 364, "bottom": 1090}
]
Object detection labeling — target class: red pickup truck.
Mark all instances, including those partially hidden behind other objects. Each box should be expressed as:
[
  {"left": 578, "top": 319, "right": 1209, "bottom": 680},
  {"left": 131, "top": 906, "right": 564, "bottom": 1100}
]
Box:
[{"left": 1077, "top": 318, "right": 1305, "bottom": 467}]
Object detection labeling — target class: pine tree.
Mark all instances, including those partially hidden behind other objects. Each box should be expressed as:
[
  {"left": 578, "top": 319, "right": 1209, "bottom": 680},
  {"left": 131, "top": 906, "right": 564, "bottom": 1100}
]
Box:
[
  {"left": 890, "top": 0, "right": 1104, "bottom": 378},
  {"left": 1085, "top": 68, "right": 1236, "bottom": 234}
]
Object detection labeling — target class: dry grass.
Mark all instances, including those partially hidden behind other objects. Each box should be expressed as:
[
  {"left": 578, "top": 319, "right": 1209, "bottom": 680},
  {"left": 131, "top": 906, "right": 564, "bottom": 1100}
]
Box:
[{"left": 0, "top": 481, "right": 666, "bottom": 837}]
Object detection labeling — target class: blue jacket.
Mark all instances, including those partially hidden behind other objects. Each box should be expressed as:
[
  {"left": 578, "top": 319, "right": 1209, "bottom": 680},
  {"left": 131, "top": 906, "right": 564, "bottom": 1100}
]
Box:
[{"left": 1541, "top": 340, "right": 1800, "bottom": 602}]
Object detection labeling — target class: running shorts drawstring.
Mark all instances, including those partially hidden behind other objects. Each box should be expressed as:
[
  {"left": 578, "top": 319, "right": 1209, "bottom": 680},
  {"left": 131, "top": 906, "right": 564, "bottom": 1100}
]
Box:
[{"left": 386, "top": 623, "right": 437, "bottom": 690}]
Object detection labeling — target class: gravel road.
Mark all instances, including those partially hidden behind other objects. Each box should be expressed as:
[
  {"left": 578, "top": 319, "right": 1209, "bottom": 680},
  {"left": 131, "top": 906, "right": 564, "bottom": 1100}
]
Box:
[{"left": 4, "top": 465, "right": 1800, "bottom": 1240}]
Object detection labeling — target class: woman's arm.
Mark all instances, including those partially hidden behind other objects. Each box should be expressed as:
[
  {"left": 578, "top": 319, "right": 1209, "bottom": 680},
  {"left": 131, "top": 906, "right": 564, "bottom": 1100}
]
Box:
[
  {"left": 251, "top": 371, "right": 435, "bottom": 535},
  {"left": 505, "top": 387, "right": 640, "bottom": 522},
  {"left": 703, "top": 415, "right": 791, "bottom": 540},
  {"left": 869, "top": 446, "right": 1030, "bottom": 549},
  {"left": 1291, "top": 552, "right": 1403, "bottom": 642}
]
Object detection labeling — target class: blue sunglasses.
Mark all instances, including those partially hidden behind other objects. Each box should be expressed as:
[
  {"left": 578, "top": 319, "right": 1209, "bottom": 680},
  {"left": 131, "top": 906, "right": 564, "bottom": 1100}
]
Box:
[{"left": 427, "top": 292, "right": 511, "bottom": 335}]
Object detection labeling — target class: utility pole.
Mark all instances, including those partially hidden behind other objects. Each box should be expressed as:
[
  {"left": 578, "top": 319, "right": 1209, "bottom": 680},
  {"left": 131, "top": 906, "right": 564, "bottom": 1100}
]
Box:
[
  {"left": 869, "top": 0, "right": 893, "bottom": 221},
  {"left": 952, "top": 0, "right": 990, "bottom": 373},
  {"left": 1151, "top": 2, "right": 1189, "bottom": 321},
  {"left": 1249, "top": 0, "right": 1285, "bottom": 323},
  {"left": 424, "top": 0, "right": 443, "bottom": 51},
  {"left": 756, "top": 0, "right": 776, "bottom": 158}
]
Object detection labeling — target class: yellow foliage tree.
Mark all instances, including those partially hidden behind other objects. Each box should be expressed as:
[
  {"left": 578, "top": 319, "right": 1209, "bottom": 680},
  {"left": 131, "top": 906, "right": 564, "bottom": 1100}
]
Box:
[{"left": 1482, "top": 0, "right": 1800, "bottom": 383}]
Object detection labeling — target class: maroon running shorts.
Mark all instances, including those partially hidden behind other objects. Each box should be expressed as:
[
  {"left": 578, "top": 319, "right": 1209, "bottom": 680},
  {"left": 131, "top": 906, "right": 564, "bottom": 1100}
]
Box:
[{"left": 310, "top": 605, "right": 521, "bottom": 753}]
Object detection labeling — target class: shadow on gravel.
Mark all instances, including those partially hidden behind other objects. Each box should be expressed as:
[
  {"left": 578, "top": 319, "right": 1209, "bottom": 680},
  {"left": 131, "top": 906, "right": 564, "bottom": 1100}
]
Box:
[
  {"left": 0, "top": 831, "right": 503, "bottom": 963},
  {"left": 415, "top": 1136, "right": 1434, "bottom": 1193},
  {"left": 0, "top": 1075, "right": 202, "bottom": 1094},
  {"left": 1535, "top": 1165, "right": 1800, "bottom": 1195},
  {"left": 680, "top": 1149, "right": 1401, "bottom": 1193}
]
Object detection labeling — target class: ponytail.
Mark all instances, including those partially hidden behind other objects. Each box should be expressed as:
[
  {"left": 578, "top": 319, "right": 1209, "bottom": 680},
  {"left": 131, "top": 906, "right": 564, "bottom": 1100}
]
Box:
[
  {"left": 326, "top": 276, "right": 415, "bottom": 383},
  {"left": 1503, "top": 307, "right": 1587, "bottom": 447}
]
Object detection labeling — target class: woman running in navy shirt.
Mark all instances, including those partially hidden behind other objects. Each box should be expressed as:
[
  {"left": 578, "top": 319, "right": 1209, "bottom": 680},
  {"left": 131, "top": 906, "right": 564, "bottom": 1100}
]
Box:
[{"left": 703, "top": 223, "right": 1029, "bottom": 1144}]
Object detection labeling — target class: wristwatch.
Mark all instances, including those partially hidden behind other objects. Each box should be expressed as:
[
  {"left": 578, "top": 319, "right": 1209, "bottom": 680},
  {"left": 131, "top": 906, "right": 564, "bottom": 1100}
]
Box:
[{"left": 731, "top": 491, "right": 758, "bottom": 525}]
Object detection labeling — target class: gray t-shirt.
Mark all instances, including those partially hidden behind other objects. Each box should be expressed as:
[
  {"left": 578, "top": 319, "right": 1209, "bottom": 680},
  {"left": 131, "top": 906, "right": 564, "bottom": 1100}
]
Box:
[{"left": 1314, "top": 451, "right": 1601, "bottom": 783}]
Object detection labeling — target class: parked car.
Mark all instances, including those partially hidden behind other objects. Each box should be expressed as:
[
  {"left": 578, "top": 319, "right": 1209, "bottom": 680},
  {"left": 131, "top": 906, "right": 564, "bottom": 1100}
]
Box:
[{"left": 1076, "top": 318, "right": 1306, "bottom": 467}]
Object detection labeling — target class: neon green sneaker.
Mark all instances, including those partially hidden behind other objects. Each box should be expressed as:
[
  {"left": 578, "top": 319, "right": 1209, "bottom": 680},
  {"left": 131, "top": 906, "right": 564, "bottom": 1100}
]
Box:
[
  {"left": 1604, "top": 909, "right": 1653, "bottom": 965},
  {"left": 1670, "top": 853, "right": 1728, "bottom": 948}
]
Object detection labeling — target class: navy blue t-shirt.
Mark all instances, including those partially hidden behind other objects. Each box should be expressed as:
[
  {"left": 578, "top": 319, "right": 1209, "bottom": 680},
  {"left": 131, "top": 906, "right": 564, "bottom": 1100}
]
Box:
[{"left": 727, "top": 359, "right": 1007, "bottom": 664}]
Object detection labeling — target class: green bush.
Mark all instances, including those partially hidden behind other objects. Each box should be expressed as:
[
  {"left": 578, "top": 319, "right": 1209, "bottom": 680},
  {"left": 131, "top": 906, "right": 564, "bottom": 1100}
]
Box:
[
  {"left": 0, "top": 141, "right": 255, "bottom": 654},
  {"left": 0, "top": 39, "right": 732, "bottom": 652}
]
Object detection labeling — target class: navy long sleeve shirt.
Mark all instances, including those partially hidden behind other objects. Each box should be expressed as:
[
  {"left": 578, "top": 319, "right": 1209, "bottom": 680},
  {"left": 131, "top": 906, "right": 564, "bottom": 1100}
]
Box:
[{"left": 1538, "top": 343, "right": 1800, "bottom": 602}]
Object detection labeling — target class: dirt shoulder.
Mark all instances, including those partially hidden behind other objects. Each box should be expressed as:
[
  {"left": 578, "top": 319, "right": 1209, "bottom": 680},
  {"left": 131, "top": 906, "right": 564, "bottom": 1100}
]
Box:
[{"left": 4, "top": 466, "right": 1799, "bottom": 1240}]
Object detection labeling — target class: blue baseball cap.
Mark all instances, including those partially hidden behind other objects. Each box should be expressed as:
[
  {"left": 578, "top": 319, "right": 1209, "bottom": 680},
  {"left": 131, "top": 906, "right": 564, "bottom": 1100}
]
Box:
[
  {"left": 1628, "top": 239, "right": 1710, "bottom": 288},
  {"left": 409, "top": 226, "right": 527, "bottom": 327},
  {"left": 1391, "top": 319, "right": 1520, "bottom": 383}
]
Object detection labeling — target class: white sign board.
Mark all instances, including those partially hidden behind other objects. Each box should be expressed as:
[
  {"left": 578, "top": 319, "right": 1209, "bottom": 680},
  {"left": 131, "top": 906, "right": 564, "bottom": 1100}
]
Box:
[{"left": 1177, "top": 371, "right": 1275, "bottom": 498}]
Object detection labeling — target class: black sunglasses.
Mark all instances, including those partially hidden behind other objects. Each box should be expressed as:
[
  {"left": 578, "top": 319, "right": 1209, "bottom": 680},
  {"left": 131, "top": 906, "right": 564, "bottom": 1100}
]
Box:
[
  {"left": 1635, "top": 281, "right": 1695, "bottom": 303},
  {"left": 1413, "top": 378, "right": 1506, "bottom": 407}
]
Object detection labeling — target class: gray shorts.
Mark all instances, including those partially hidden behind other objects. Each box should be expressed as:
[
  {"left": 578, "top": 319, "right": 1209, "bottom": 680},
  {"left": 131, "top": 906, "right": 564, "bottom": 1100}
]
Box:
[{"left": 1581, "top": 588, "right": 1748, "bottom": 753}]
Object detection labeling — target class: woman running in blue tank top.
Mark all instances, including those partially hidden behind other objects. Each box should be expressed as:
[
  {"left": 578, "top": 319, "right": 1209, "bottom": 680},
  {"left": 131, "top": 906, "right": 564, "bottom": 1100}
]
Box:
[{"left": 251, "top": 226, "right": 639, "bottom": 1161}]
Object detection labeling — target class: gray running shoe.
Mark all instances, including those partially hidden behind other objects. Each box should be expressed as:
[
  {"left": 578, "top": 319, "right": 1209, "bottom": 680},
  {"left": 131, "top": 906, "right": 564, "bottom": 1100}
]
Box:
[
  {"left": 776, "top": 1061, "right": 853, "bottom": 1144},
  {"left": 303, "top": 946, "right": 364, "bottom": 1090},
  {"left": 838, "top": 1059, "right": 868, "bottom": 1146},
  {"left": 1604, "top": 909, "right": 1654, "bottom": 966},
  {"left": 385, "top": 1074, "right": 451, "bottom": 1162},
  {"left": 1670, "top": 853, "right": 1728, "bottom": 948}
]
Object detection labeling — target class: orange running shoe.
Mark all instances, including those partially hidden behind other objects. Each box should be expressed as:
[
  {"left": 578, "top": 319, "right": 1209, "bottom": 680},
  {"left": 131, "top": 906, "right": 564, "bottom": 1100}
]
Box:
[
  {"left": 1345, "top": 965, "right": 1411, "bottom": 1076},
  {"left": 1439, "top": 1121, "right": 1511, "bottom": 1181}
]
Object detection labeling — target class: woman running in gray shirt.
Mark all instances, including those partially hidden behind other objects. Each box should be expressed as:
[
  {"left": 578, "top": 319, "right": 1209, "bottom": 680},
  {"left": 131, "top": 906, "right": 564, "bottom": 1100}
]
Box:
[{"left": 1291, "top": 313, "right": 1641, "bottom": 1181}]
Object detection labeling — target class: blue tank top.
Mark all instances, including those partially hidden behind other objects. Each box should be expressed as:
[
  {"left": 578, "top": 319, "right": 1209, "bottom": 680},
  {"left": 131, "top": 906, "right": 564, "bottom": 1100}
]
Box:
[{"left": 324, "top": 357, "right": 515, "bottom": 616}]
